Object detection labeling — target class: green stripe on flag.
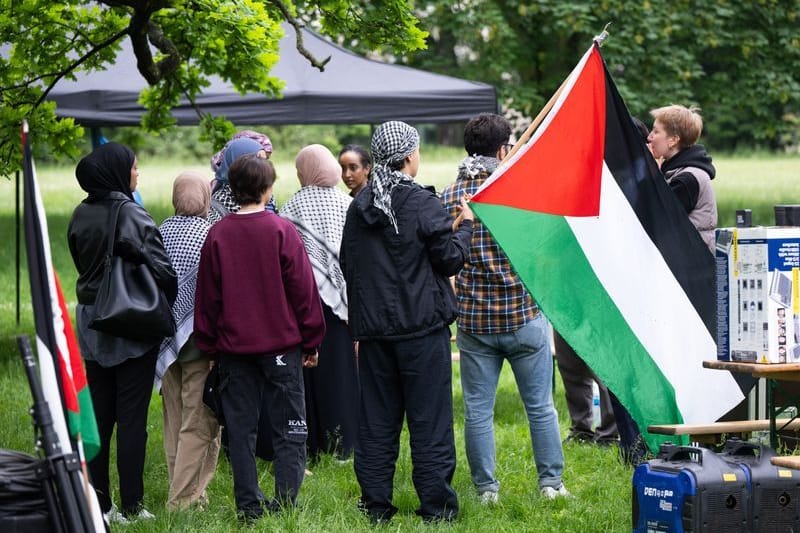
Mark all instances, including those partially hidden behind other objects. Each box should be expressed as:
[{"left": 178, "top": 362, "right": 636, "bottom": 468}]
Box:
[
  {"left": 472, "top": 201, "right": 687, "bottom": 449},
  {"left": 69, "top": 387, "right": 100, "bottom": 461}
]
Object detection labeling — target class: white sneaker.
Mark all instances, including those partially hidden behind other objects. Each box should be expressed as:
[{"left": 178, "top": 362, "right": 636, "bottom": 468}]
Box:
[
  {"left": 479, "top": 490, "right": 499, "bottom": 505},
  {"left": 103, "top": 505, "right": 129, "bottom": 525},
  {"left": 541, "top": 484, "right": 571, "bottom": 500},
  {"left": 134, "top": 508, "right": 156, "bottom": 520}
]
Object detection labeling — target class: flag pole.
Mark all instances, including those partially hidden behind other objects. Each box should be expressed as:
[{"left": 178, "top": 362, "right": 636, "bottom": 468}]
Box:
[
  {"left": 451, "top": 52, "right": 575, "bottom": 229},
  {"left": 502, "top": 79, "right": 568, "bottom": 163},
  {"left": 17, "top": 335, "right": 92, "bottom": 533},
  {"left": 502, "top": 23, "right": 611, "bottom": 164},
  {"left": 452, "top": 25, "right": 612, "bottom": 231}
]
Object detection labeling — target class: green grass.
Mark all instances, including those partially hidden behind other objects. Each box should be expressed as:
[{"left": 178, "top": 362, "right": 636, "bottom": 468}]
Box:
[{"left": 0, "top": 150, "right": 797, "bottom": 532}]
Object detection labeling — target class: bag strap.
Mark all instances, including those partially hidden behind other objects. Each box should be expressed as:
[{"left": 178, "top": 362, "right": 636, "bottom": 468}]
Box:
[{"left": 103, "top": 199, "right": 128, "bottom": 259}]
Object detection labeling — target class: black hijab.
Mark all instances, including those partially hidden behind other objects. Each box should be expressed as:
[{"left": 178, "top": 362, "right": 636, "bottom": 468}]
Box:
[{"left": 75, "top": 142, "right": 136, "bottom": 200}]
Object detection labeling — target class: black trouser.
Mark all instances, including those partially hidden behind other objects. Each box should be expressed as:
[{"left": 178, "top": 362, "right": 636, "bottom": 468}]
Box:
[
  {"left": 609, "top": 392, "right": 649, "bottom": 465},
  {"left": 219, "top": 350, "right": 307, "bottom": 519},
  {"left": 85, "top": 348, "right": 157, "bottom": 514},
  {"left": 553, "top": 331, "right": 618, "bottom": 442},
  {"left": 355, "top": 327, "right": 458, "bottom": 522},
  {"left": 305, "top": 303, "right": 359, "bottom": 460}
]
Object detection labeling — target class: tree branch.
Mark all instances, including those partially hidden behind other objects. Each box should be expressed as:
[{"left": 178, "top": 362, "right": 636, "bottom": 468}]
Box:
[
  {"left": 33, "top": 29, "right": 128, "bottom": 108},
  {"left": 99, "top": 0, "right": 179, "bottom": 85},
  {"left": 127, "top": 6, "right": 181, "bottom": 85},
  {"left": 182, "top": 87, "right": 207, "bottom": 122},
  {"left": 2, "top": 66, "right": 80, "bottom": 91},
  {"left": 271, "top": 0, "right": 330, "bottom": 71}
]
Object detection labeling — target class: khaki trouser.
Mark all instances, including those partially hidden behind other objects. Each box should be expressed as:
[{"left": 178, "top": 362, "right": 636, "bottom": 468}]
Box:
[{"left": 162, "top": 357, "right": 221, "bottom": 510}]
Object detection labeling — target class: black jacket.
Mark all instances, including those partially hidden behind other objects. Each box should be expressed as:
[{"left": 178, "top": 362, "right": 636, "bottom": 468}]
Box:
[
  {"left": 340, "top": 182, "right": 472, "bottom": 341},
  {"left": 68, "top": 192, "right": 177, "bottom": 306}
]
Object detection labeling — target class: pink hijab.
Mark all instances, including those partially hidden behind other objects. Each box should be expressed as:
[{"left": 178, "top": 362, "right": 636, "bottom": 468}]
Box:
[{"left": 295, "top": 144, "right": 341, "bottom": 187}]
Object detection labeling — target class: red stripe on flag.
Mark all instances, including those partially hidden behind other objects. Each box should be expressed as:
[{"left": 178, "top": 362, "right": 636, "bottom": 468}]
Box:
[
  {"left": 473, "top": 47, "right": 605, "bottom": 216},
  {"left": 54, "top": 275, "right": 83, "bottom": 413}
]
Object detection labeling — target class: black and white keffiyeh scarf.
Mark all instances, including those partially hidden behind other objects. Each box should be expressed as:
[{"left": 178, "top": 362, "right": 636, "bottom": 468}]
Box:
[
  {"left": 457, "top": 155, "right": 500, "bottom": 182},
  {"left": 280, "top": 186, "right": 352, "bottom": 321},
  {"left": 156, "top": 215, "right": 211, "bottom": 389},
  {"left": 208, "top": 183, "right": 277, "bottom": 225},
  {"left": 370, "top": 121, "right": 419, "bottom": 233}
]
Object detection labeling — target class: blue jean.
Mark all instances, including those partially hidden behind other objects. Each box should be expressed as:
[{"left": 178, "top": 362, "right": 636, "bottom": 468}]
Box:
[{"left": 458, "top": 314, "right": 564, "bottom": 491}]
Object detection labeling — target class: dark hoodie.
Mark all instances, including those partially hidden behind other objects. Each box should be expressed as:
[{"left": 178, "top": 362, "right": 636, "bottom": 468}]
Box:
[
  {"left": 339, "top": 182, "right": 472, "bottom": 341},
  {"left": 660, "top": 144, "right": 715, "bottom": 213},
  {"left": 660, "top": 143, "right": 718, "bottom": 254}
]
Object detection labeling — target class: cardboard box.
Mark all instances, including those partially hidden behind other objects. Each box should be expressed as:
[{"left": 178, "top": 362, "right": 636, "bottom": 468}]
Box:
[{"left": 716, "top": 227, "right": 800, "bottom": 363}]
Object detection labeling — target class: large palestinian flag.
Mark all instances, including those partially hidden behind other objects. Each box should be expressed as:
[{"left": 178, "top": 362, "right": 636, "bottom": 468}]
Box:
[{"left": 471, "top": 45, "right": 744, "bottom": 449}]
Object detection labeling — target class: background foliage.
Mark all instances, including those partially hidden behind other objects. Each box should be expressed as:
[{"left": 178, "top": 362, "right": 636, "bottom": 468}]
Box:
[
  {"left": 2, "top": 1, "right": 799, "bottom": 178},
  {"left": 402, "top": 0, "right": 800, "bottom": 150},
  {"left": 0, "top": 0, "right": 426, "bottom": 176}
]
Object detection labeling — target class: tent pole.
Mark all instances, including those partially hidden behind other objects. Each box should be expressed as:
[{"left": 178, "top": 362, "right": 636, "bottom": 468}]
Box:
[
  {"left": 90, "top": 128, "right": 103, "bottom": 150},
  {"left": 16, "top": 169, "right": 21, "bottom": 325}
]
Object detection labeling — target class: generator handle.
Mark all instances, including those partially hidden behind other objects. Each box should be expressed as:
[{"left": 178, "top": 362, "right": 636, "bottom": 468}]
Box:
[
  {"left": 658, "top": 444, "right": 705, "bottom": 464},
  {"left": 722, "top": 438, "right": 760, "bottom": 458}
]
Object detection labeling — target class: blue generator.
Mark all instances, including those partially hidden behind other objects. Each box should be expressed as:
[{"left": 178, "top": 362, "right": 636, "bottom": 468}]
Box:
[
  {"left": 632, "top": 444, "right": 748, "bottom": 532},
  {"left": 718, "top": 438, "right": 800, "bottom": 532}
]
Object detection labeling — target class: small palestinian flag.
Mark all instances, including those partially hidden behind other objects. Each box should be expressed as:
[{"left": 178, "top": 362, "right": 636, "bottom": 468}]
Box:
[{"left": 22, "top": 122, "right": 100, "bottom": 460}]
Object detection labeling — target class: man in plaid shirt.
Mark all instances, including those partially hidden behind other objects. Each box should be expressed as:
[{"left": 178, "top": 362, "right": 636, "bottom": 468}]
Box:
[{"left": 441, "top": 113, "right": 568, "bottom": 503}]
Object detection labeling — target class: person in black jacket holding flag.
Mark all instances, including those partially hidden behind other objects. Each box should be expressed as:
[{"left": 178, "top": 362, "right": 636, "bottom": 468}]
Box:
[{"left": 340, "top": 120, "right": 473, "bottom": 524}]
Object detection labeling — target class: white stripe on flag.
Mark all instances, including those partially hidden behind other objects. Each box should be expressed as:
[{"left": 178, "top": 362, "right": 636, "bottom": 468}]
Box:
[
  {"left": 30, "top": 156, "right": 106, "bottom": 533},
  {"left": 566, "top": 164, "right": 744, "bottom": 423},
  {"left": 30, "top": 153, "right": 74, "bottom": 451}
]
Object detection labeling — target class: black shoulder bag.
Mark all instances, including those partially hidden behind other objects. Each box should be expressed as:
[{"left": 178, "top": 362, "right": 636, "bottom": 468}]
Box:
[{"left": 88, "top": 200, "right": 175, "bottom": 341}]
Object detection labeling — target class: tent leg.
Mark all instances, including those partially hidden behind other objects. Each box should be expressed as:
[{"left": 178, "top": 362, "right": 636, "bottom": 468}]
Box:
[
  {"left": 90, "top": 128, "right": 104, "bottom": 150},
  {"left": 16, "top": 169, "right": 20, "bottom": 325}
]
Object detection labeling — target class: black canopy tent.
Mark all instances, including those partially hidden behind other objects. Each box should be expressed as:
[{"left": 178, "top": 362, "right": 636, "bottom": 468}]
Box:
[
  {"left": 13, "top": 25, "right": 497, "bottom": 324},
  {"left": 48, "top": 24, "right": 498, "bottom": 126}
]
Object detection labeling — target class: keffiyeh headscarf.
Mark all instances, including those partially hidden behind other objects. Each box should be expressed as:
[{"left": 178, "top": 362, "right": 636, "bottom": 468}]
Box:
[
  {"left": 156, "top": 198, "right": 212, "bottom": 389},
  {"left": 370, "top": 121, "right": 419, "bottom": 233}
]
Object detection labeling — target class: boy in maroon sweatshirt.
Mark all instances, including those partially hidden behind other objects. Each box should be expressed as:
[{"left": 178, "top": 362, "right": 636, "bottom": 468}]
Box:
[{"left": 194, "top": 154, "right": 325, "bottom": 522}]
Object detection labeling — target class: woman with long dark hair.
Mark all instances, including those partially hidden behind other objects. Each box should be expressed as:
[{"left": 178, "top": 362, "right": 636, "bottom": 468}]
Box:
[{"left": 68, "top": 142, "right": 177, "bottom": 523}]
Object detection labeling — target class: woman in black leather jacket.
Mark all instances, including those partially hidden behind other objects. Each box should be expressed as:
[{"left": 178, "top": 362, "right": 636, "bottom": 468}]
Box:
[{"left": 68, "top": 142, "right": 176, "bottom": 523}]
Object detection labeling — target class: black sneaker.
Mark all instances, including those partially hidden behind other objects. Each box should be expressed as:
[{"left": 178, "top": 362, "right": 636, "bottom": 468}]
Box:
[
  {"left": 417, "top": 509, "right": 457, "bottom": 523},
  {"left": 358, "top": 499, "right": 397, "bottom": 525},
  {"left": 237, "top": 509, "right": 263, "bottom": 525}
]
